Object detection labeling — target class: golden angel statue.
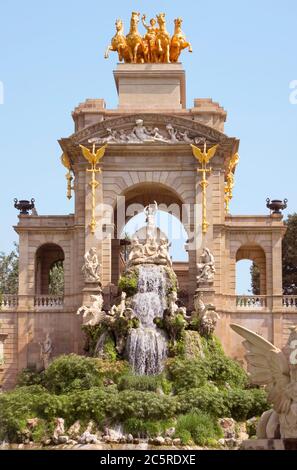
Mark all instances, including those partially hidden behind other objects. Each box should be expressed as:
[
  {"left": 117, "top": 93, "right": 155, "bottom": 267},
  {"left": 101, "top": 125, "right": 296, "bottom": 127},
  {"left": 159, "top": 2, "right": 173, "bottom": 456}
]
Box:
[{"left": 231, "top": 323, "right": 297, "bottom": 438}]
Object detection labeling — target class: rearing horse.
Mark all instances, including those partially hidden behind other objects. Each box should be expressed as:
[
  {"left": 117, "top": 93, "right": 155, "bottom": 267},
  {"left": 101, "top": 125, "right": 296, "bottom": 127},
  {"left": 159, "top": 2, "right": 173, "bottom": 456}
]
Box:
[
  {"left": 104, "top": 19, "right": 130, "bottom": 62},
  {"left": 155, "top": 13, "right": 171, "bottom": 63},
  {"left": 126, "top": 11, "right": 147, "bottom": 63},
  {"left": 170, "top": 17, "right": 192, "bottom": 63}
]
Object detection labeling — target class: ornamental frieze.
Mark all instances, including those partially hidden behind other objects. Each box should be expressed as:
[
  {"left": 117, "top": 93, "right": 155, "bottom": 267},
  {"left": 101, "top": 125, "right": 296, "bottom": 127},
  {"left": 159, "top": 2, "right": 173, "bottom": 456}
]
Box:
[{"left": 70, "top": 114, "right": 229, "bottom": 145}]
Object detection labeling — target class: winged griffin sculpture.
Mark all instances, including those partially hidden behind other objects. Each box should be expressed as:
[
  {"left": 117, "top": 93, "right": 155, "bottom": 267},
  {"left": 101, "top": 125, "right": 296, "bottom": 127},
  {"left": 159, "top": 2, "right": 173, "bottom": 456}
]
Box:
[{"left": 231, "top": 323, "right": 297, "bottom": 438}]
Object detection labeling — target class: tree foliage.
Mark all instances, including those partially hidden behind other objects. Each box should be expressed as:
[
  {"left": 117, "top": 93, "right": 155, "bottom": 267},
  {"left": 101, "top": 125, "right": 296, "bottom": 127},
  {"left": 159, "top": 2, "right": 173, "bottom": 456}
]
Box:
[
  {"left": 250, "top": 262, "right": 260, "bottom": 295},
  {"left": 282, "top": 213, "right": 297, "bottom": 294},
  {"left": 0, "top": 243, "right": 19, "bottom": 294},
  {"left": 48, "top": 261, "right": 64, "bottom": 296}
]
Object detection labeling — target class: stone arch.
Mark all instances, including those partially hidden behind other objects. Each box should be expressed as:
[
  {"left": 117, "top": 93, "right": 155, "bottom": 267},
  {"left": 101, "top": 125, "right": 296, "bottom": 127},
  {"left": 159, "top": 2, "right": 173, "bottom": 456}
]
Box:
[
  {"left": 103, "top": 171, "right": 195, "bottom": 220},
  {"left": 35, "top": 243, "right": 65, "bottom": 295},
  {"left": 235, "top": 243, "right": 267, "bottom": 295},
  {"left": 109, "top": 181, "right": 191, "bottom": 287},
  {"left": 113, "top": 181, "right": 190, "bottom": 237}
]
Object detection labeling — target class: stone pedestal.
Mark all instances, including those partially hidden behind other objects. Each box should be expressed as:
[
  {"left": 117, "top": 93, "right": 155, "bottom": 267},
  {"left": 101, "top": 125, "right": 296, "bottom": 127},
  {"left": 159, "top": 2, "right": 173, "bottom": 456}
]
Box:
[
  {"left": 82, "top": 282, "right": 102, "bottom": 305},
  {"left": 195, "top": 283, "right": 216, "bottom": 306},
  {"left": 241, "top": 439, "right": 297, "bottom": 450},
  {"left": 113, "top": 63, "right": 186, "bottom": 109}
]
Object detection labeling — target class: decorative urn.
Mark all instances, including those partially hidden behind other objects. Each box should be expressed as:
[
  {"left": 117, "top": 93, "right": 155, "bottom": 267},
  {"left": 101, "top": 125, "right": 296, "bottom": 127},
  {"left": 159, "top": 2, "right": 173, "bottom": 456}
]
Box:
[
  {"left": 266, "top": 198, "right": 288, "bottom": 214},
  {"left": 14, "top": 198, "right": 35, "bottom": 215}
]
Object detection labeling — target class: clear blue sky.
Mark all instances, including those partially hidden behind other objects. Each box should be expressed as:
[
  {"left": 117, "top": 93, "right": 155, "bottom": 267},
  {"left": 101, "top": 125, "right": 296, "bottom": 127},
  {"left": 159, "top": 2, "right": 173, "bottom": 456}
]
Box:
[{"left": 0, "top": 1, "right": 296, "bottom": 292}]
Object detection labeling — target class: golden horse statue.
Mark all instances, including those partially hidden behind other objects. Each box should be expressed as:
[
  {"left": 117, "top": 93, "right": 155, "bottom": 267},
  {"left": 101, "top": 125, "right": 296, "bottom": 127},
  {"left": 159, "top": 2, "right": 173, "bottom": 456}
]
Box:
[
  {"left": 155, "top": 13, "right": 171, "bottom": 63},
  {"left": 126, "top": 11, "right": 147, "bottom": 63},
  {"left": 170, "top": 18, "right": 192, "bottom": 62},
  {"left": 104, "top": 19, "right": 130, "bottom": 62},
  {"left": 104, "top": 12, "right": 193, "bottom": 64}
]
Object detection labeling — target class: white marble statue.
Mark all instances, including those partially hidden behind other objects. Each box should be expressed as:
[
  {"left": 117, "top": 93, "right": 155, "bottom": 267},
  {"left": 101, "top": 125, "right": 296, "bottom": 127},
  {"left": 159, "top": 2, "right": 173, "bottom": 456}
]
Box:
[
  {"left": 39, "top": 333, "right": 53, "bottom": 370},
  {"left": 196, "top": 248, "right": 216, "bottom": 284},
  {"left": 192, "top": 291, "right": 219, "bottom": 335},
  {"left": 82, "top": 247, "right": 101, "bottom": 283},
  {"left": 144, "top": 201, "right": 158, "bottom": 238},
  {"left": 109, "top": 291, "right": 134, "bottom": 318},
  {"left": 158, "top": 238, "right": 172, "bottom": 267},
  {"left": 168, "top": 290, "right": 187, "bottom": 317},
  {"left": 77, "top": 294, "right": 105, "bottom": 326},
  {"left": 127, "top": 202, "right": 173, "bottom": 267},
  {"left": 231, "top": 323, "right": 297, "bottom": 439}
]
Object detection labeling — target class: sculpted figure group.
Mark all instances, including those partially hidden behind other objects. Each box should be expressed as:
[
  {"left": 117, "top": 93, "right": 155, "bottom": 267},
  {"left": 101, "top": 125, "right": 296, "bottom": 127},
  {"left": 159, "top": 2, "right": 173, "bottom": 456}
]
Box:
[{"left": 105, "top": 12, "right": 192, "bottom": 63}]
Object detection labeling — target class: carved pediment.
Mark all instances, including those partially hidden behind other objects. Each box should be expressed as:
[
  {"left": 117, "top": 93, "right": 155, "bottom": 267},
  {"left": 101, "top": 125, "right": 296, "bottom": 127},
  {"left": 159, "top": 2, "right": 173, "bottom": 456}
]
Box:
[
  {"left": 59, "top": 113, "right": 239, "bottom": 173},
  {"left": 70, "top": 113, "right": 229, "bottom": 146}
]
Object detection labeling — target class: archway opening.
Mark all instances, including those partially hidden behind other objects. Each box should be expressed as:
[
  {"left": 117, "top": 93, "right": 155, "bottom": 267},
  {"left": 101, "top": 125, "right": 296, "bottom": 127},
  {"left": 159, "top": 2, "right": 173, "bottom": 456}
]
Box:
[
  {"left": 35, "top": 244, "right": 65, "bottom": 295},
  {"left": 236, "top": 244, "right": 266, "bottom": 295},
  {"left": 111, "top": 182, "right": 190, "bottom": 302}
]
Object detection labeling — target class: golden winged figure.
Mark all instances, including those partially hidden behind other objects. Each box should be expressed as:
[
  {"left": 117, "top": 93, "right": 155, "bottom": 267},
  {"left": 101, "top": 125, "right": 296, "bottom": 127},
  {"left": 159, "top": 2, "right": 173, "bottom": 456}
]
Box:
[
  {"left": 60, "top": 152, "right": 71, "bottom": 170},
  {"left": 79, "top": 143, "right": 107, "bottom": 167},
  {"left": 191, "top": 143, "right": 218, "bottom": 166}
]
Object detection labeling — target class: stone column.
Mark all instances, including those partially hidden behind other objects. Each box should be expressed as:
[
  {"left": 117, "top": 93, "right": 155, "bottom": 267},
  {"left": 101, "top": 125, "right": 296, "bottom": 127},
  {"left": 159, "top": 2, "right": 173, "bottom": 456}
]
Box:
[
  {"left": 271, "top": 230, "right": 283, "bottom": 311},
  {"left": 18, "top": 231, "right": 34, "bottom": 310}
]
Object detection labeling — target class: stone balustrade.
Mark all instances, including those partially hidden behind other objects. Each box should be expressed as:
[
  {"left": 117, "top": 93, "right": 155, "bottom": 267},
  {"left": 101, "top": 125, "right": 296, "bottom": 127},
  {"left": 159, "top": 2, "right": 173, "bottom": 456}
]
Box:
[
  {"left": 2, "top": 293, "right": 297, "bottom": 312},
  {"left": 282, "top": 295, "right": 297, "bottom": 309},
  {"left": 236, "top": 295, "right": 267, "bottom": 310},
  {"left": 34, "top": 295, "right": 64, "bottom": 309},
  {"left": 0, "top": 294, "right": 19, "bottom": 310}
]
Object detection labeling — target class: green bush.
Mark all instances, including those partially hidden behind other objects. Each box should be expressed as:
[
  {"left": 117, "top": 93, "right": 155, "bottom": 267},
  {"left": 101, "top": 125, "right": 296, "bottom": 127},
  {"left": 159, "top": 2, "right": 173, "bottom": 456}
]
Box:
[
  {"left": 177, "top": 384, "right": 228, "bottom": 417},
  {"left": 166, "top": 358, "right": 207, "bottom": 392},
  {"left": 175, "top": 411, "right": 223, "bottom": 446},
  {"left": 123, "top": 417, "right": 174, "bottom": 438},
  {"left": 203, "top": 354, "right": 248, "bottom": 389},
  {"left": 43, "top": 354, "right": 104, "bottom": 394},
  {"left": 42, "top": 355, "right": 129, "bottom": 394},
  {"left": 118, "top": 271, "right": 138, "bottom": 297},
  {"left": 118, "top": 374, "right": 172, "bottom": 394},
  {"left": 224, "top": 388, "right": 269, "bottom": 421},
  {"left": 0, "top": 385, "right": 64, "bottom": 442},
  {"left": 64, "top": 387, "right": 114, "bottom": 426},
  {"left": 103, "top": 335, "right": 117, "bottom": 362},
  {"left": 17, "top": 368, "right": 44, "bottom": 387},
  {"left": 106, "top": 390, "right": 178, "bottom": 422}
]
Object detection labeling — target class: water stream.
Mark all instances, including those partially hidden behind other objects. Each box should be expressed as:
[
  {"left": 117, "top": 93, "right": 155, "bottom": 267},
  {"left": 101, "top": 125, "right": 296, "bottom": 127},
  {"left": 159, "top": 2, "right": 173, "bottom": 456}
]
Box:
[{"left": 125, "top": 265, "right": 168, "bottom": 375}]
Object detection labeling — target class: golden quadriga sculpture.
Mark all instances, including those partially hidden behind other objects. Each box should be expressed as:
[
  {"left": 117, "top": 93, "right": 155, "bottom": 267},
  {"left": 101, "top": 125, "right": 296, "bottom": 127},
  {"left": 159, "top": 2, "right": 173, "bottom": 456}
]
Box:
[{"left": 105, "top": 12, "right": 192, "bottom": 63}]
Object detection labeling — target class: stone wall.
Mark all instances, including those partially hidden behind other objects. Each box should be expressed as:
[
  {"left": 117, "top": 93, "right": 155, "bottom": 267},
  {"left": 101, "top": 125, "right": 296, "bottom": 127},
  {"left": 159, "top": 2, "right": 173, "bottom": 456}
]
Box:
[{"left": 0, "top": 311, "right": 83, "bottom": 391}]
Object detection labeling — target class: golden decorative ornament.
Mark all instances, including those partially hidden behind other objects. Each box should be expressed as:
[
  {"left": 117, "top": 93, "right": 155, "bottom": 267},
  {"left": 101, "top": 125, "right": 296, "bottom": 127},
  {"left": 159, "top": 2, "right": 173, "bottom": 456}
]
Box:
[
  {"left": 105, "top": 12, "right": 192, "bottom": 63},
  {"left": 191, "top": 143, "right": 218, "bottom": 235},
  {"left": 60, "top": 152, "right": 74, "bottom": 200},
  {"left": 80, "top": 144, "right": 107, "bottom": 234},
  {"left": 225, "top": 153, "right": 240, "bottom": 214}
]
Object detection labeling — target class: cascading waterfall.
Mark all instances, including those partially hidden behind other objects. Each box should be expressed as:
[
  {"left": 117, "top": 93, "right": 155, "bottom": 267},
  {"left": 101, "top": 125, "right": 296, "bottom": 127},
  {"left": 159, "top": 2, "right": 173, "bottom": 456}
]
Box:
[{"left": 125, "top": 264, "right": 168, "bottom": 375}]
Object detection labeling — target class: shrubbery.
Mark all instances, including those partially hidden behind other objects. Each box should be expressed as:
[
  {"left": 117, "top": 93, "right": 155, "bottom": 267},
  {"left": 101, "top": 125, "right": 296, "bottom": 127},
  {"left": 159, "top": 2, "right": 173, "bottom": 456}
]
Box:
[
  {"left": 123, "top": 417, "right": 173, "bottom": 438},
  {"left": 174, "top": 411, "right": 223, "bottom": 446},
  {"left": 0, "top": 335, "right": 270, "bottom": 444},
  {"left": 166, "top": 358, "right": 208, "bottom": 392},
  {"left": 118, "top": 373, "right": 171, "bottom": 394}
]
